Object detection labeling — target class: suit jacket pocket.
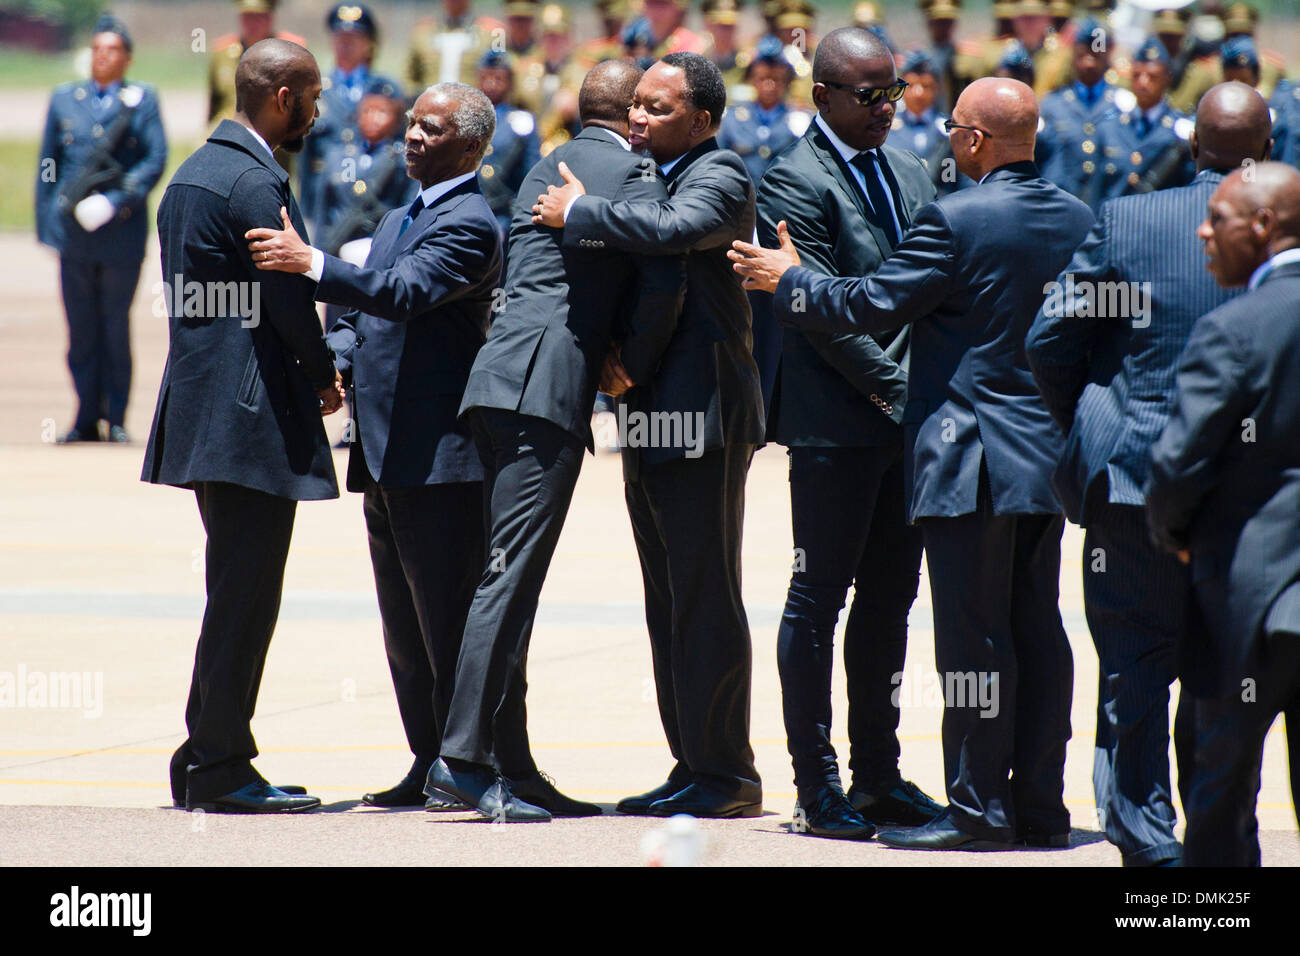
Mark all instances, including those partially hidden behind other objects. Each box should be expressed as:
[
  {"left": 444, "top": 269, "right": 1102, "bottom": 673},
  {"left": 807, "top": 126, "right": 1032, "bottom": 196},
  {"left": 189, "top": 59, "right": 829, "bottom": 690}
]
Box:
[{"left": 236, "top": 350, "right": 260, "bottom": 411}]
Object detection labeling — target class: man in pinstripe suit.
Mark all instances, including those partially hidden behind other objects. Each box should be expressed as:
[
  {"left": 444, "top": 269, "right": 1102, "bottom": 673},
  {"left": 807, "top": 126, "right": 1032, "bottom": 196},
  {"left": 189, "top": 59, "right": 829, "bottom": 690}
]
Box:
[{"left": 1026, "top": 81, "right": 1276, "bottom": 867}]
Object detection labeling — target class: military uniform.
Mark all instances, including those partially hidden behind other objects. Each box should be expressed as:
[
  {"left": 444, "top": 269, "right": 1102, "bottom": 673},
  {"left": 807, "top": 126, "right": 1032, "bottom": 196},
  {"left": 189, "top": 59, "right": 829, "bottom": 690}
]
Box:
[
  {"left": 575, "top": 0, "right": 628, "bottom": 68},
  {"left": 717, "top": 101, "right": 811, "bottom": 183},
  {"left": 37, "top": 67, "right": 167, "bottom": 440},
  {"left": 300, "top": 66, "right": 402, "bottom": 228},
  {"left": 406, "top": 11, "right": 502, "bottom": 90},
  {"left": 1271, "top": 80, "right": 1300, "bottom": 169},
  {"left": 1095, "top": 100, "right": 1194, "bottom": 203},
  {"left": 479, "top": 103, "right": 540, "bottom": 259},
  {"left": 1222, "top": 2, "right": 1288, "bottom": 99},
  {"left": 1038, "top": 80, "right": 1133, "bottom": 209}
]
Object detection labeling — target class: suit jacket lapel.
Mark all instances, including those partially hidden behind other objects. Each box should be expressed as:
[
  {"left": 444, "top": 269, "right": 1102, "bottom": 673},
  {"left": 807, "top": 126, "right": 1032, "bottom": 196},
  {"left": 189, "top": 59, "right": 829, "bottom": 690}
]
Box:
[
  {"left": 875, "top": 147, "right": 911, "bottom": 231},
  {"left": 394, "top": 176, "right": 482, "bottom": 256},
  {"left": 808, "top": 125, "right": 893, "bottom": 259}
]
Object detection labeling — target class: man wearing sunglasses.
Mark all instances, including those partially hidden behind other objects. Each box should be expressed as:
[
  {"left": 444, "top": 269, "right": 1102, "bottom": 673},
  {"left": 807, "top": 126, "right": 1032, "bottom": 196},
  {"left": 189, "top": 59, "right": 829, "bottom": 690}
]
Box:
[
  {"left": 732, "top": 76, "right": 1094, "bottom": 851},
  {"left": 749, "top": 26, "right": 943, "bottom": 841}
]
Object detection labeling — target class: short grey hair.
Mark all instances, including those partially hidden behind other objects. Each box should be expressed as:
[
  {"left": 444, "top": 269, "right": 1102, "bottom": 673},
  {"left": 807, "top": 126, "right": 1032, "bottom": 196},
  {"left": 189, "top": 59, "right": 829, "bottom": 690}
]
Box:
[{"left": 422, "top": 83, "right": 496, "bottom": 163}]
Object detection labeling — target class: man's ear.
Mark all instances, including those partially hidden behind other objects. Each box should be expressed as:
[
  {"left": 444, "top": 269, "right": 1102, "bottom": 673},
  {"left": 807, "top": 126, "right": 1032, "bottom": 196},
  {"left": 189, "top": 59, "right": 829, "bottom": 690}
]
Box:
[
  {"left": 1189, "top": 130, "right": 1199, "bottom": 161},
  {"left": 691, "top": 108, "right": 712, "bottom": 138},
  {"left": 1253, "top": 207, "right": 1276, "bottom": 244},
  {"left": 275, "top": 86, "right": 292, "bottom": 114},
  {"left": 1263, "top": 137, "right": 1275, "bottom": 161}
]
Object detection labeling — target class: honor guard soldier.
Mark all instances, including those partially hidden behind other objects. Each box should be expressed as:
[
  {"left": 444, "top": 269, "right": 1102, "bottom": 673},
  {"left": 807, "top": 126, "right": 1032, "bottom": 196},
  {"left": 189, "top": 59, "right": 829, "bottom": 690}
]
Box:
[
  {"left": 501, "top": 0, "right": 548, "bottom": 115},
  {"left": 476, "top": 50, "right": 541, "bottom": 259},
  {"left": 37, "top": 16, "right": 167, "bottom": 443},
  {"left": 535, "top": 4, "right": 587, "bottom": 155},
  {"left": 1169, "top": 11, "right": 1225, "bottom": 114},
  {"left": 1095, "top": 35, "right": 1194, "bottom": 204},
  {"left": 919, "top": 0, "right": 974, "bottom": 113},
  {"left": 576, "top": 0, "right": 631, "bottom": 68},
  {"left": 970, "top": 2, "right": 1018, "bottom": 82},
  {"left": 1038, "top": 16, "right": 1134, "bottom": 210},
  {"left": 313, "top": 92, "right": 415, "bottom": 313},
  {"left": 301, "top": 4, "right": 402, "bottom": 230},
  {"left": 887, "top": 51, "right": 946, "bottom": 161},
  {"left": 208, "top": 0, "right": 305, "bottom": 127},
  {"left": 704, "top": 0, "right": 747, "bottom": 89},
  {"left": 1014, "top": 0, "right": 1071, "bottom": 97},
  {"left": 1049, "top": 0, "right": 1073, "bottom": 33},
  {"left": 717, "top": 36, "right": 811, "bottom": 183},
  {"left": 642, "top": 0, "right": 707, "bottom": 57},
  {"left": 1153, "top": 5, "right": 1188, "bottom": 62},
  {"left": 775, "top": 0, "right": 818, "bottom": 109},
  {"left": 1221, "top": 2, "right": 1286, "bottom": 99},
  {"left": 1271, "top": 78, "right": 1300, "bottom": 169},
  {"left": 407, "top": 0, "right": 501, "bottom": 90}
]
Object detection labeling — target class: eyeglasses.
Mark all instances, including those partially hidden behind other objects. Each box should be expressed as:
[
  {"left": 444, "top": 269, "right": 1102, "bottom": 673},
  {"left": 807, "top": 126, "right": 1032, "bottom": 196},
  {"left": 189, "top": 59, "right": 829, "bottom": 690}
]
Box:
[
  {"left": 943, "top": 119, "right": 992, "bottom": 138},
  {"left": 821, "top": 79, "right": 909, "bottom": 108}
]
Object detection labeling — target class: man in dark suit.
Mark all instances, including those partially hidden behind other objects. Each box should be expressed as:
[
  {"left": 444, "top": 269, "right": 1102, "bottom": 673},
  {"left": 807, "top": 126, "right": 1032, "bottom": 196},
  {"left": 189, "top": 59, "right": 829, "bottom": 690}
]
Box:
[
  {"left": 754, "top": 27, "right": 942, "bottom": 840},
  {"left": 143, "top": 39, "right": 344, "bottom": 814},
  {"left": 533, "top": 52, "right": 767, "bottom": 819},
  {"left": 36, "top": 15, "right": 167, "bottom": 443},
  {"left": 1026, "top": 81, "right": 1275, "bottom": 867},
  {"left": 732, "top": 77, "right": 1094, "bottom": 849},
  {"left": 425, "top": 61, "right": 687, "bottom": 822},
  {"left": 246, "top": 82, "right": 502, "bottom": 809},
  {"left": 1147, "top": 162, "right": 1300, "bottom": 867}
]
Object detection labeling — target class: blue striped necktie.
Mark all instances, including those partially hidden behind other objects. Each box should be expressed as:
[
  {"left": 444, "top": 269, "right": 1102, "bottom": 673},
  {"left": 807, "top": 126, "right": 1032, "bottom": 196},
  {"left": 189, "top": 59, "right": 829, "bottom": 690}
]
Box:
[{"left": 397, "top": 194, "right": 424, "bottom": 239}]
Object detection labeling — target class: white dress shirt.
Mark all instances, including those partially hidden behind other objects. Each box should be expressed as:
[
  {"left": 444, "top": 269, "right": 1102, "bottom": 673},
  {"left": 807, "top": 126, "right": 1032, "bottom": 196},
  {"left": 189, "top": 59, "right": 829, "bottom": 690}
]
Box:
[
  {"left": 1247, "top": 247, "right": 1300, "bottom": 291},
  {"left": 306, "top": 171, "right": 477, "bottom": 280}
]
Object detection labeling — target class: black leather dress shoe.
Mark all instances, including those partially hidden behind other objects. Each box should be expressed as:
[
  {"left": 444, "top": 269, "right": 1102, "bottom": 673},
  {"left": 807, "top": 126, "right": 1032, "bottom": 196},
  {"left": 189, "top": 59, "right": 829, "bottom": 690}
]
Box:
[
  {"left": 849, "top": 778, "right": 945, "bottom": 827},
  {"left": 796, "top": 783, "right": 875, "bottom": 840},
  {"left": 1018, "top": 829, "right": 1070, "bottom": 848},
  {"left": 876, "top": 810, "right": 1011, "bottom": 851},
  {"left": 186, "top": 781, "right": 321, "bottom": 814},
  {"left": 649, "top": 783, "right": 762, "bottom": 819},
  {"left": 616, "top": 777, "right": 691, "bottom": 816},
  {"left": 424, "top": 794, "right": 471, "bottom": 812},
  {"left": 508, "top": 770, "right": 602, "bottom": 817},
  {"left": 172, "top": 784, "right": 305, "bottom": 808},
  {"left": 363, "top": 765, "right": 431, "bottom": 807},
  {"left": 425, "top": 758, "right": 551, "bottom": 822}
]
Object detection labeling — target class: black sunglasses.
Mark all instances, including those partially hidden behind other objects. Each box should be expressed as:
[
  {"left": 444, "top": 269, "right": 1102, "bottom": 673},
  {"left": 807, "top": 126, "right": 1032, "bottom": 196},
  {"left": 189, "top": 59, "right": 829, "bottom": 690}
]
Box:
[
  {"left": 821, "top": 79, "right": 909, "bottom": 107},
  {"left": 943, "top": 118, "right": 993, "bottom": 138}
]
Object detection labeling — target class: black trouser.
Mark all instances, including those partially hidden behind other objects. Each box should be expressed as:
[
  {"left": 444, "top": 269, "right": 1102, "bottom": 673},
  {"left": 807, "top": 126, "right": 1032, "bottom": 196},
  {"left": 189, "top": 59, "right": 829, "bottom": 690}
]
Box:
[
  {"left": 1184, "top": 636, "right": 1300, "bottom": 866},
  {"left": 1083, "top": 498, "right": 1194, "bottom": 866},
  {"left": 60, "top": 255, "right": 140, "bottom": 430},
  {"left": 918, "top": 480, "right": 1074, "bottom": 842},
  {"left": 440, "top": 407, "right": 585, "bottom": 778},
  {"left": 624, "top": 441, "right": 761, "bottom": 800},
  {"left": 360, "top": 460, "right": 484, "bottom": 771},
  {"left": 777, "top": 444, "right": 922, "bottom": 798},
  {"left": 170, "top": 481, "right": 297, "bottom": 804}
]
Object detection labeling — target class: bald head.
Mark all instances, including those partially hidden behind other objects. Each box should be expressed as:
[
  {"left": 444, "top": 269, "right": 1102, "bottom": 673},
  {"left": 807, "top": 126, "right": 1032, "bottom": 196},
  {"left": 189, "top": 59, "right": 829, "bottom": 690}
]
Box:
[
  {"left": 949, "top": 78, "right": 1038, "bottom": 180},
  {"left": 1193, "top": 81, "right": 1274, "bottom": 172},
  {"left": 580, "top": 59, "right": 643, "bottom": 132},
  {"left": 235, "top": 38, "right": 320, "bottom": 151},
  {"left": 235, "top": 38, "right": 318, "bottom": 115},
  {"left": 812, "top": 27, "right": 892, "bottom": 84},
  {"left": 1200, "top": 162, "right": 1300, "bottom": 287}
]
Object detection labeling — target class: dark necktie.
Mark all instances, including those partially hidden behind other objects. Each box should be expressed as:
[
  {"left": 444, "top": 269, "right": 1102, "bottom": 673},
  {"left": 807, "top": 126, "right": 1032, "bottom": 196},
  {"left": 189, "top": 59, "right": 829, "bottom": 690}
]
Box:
[
  {"left": 850, "top": 150, "right": 900, "bottom": 248},
  {"left": 1136, "top": 113, "right": 1152, "bottom": 138},
  {"left": 397, "top": 194, "right": 424, "bottom": 239}
]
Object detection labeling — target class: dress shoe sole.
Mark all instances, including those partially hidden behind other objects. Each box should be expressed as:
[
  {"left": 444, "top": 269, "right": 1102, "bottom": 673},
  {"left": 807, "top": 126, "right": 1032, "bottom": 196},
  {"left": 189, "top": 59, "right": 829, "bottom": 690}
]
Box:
[
  {"left": 173, "top": 785, "right": 307, "bottom": 808},
  {"left": 804, "top": 827, "right": 875, "bottom": 841},
  {"left": 186, "top": 799, "right": 321, "bottom": 814},
  {"left": 877, "top": 835, "right": 1010, "bottom": 851},
  {"left": 425, "top": 801, "right": 472, "bottom": 813},
  {"left": 649, "top": 802, "right": 762, "bottom": 819}
]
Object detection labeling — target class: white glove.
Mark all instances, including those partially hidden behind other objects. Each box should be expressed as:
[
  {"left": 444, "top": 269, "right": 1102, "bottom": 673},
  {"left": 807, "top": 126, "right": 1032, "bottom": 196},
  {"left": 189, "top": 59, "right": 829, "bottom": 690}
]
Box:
[
  {"left": 338, "top": 237, "right": 373, "bottom": 267},
  {"left": 74, "top": 194, "right": 116, "bottom": 232}
]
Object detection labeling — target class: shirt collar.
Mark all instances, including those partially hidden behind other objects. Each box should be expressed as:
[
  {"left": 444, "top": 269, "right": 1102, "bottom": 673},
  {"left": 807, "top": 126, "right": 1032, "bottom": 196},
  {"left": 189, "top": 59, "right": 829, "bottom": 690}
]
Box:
[
  {"left": 1247, "top": 247, "right": 1300, "bottom": 291},
  {"left": 815, "top": 112, "right": 869, "bottom": 164},
  {"left": 246, "top": 126, "right": 275, "bottom": 160},
  {"left": 1073, "top": 78, "right": 1108, "bottom": 104},
  {"left": 94, "top": 80, "right": 121, "bottom": 98},
  {"left": 334, "top": 65, "right": 368, "bottom": 85},
  {"left": 597, "top": 127, "right": 631, "bottom": 150},
  {"left": 903, "top": 108, "right": 933, "bottom": 126},
  {"left": 659, "top": 154, "right": 685, "bottom": 177},
  {"left": 416, "top": 170, "right": 477, "bottom": 208}
]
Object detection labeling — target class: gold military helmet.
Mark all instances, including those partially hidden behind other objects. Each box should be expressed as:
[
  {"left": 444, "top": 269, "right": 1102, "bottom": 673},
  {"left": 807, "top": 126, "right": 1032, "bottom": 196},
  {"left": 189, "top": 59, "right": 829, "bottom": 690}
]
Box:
[
  {"left": 1151, "top": 7, "right": 1190, "bottom": 37},
  {"left": 852, "top": 2, "right": 884, "bottom": 29},
  {"left": 922, "top": 0, "right": 962, "bottom": 20},
  {"left": 234, "top": 0, "right": 276, "bottom": 12},
  {"left": 704, "top": 0, "right": 744, "bottom": 25},
  {"left": 1222, "top": 2, "right": 1259, "bottom": 36},
  {"left": 539, "top": 2, "right": 570, "bottom": 33},
  {"left": 777, "top": 0, "right": 817, "bottom": 30}
]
